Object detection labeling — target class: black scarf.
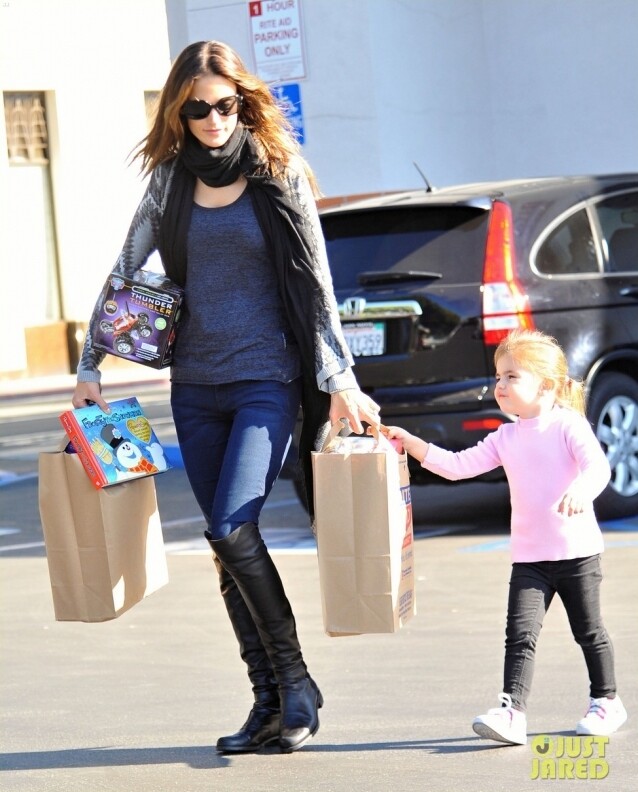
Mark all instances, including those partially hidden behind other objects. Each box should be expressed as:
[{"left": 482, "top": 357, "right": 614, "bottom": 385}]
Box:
[{"left": 158, "top": 125, "right": 331, "bottom": 516}]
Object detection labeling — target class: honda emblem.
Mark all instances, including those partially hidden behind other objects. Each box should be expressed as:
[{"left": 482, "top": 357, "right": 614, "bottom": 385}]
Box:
[{"left": 343, "top": 297, "right": 366, "bottom": 317}]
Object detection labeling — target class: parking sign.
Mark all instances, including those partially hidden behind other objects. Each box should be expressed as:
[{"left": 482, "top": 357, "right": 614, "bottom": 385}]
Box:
[
  {"left": 271, "top": 83, "right": 305, "bottom": 144},
  {"left": 248, "top": 0, "right": 306, "bottom": 83}
]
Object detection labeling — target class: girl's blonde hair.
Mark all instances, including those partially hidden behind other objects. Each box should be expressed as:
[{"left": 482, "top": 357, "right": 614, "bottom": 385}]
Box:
[
  {"left": 133, "top": 40, "right": 319, "bottom": 193},
  {"left": 494, "top": 329, "right": 586, "bottom": 415}
]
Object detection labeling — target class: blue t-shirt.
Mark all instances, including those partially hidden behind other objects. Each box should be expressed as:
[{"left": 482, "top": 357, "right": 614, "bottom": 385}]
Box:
[{"left": 171, "top": 188, "right": 302, "bottom": 385}]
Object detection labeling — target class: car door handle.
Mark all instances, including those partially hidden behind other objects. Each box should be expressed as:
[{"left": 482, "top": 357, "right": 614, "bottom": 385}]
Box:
[{"left": 619, "top": 286, "right": 638, "bottom": 299}]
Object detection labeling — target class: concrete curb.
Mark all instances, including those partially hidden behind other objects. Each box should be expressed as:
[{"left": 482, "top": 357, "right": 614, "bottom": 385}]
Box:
[{"left": 0, "top": 370, "right": 170, "bottom": 401}]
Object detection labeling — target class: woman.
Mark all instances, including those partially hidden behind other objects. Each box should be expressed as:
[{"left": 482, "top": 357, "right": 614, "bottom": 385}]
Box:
[{"left": 72, "top": 40, "right": 380, "bottom": 754}]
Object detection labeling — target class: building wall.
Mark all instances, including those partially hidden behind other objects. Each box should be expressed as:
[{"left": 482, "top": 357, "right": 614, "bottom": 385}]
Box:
[
  {"left": 0, "top": 0, "right": 171, "bottom": 377},
  {"left": 169, "top": 0, "right": 638, "bottom": 194},
  {"left": 1, "top": 0, "right": 637, "bottom": 379}
]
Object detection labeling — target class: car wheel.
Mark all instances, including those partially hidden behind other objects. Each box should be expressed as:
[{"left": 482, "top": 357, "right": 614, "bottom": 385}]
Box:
[{"left": 588, "top": 373, "right": 638, "bottom": 520}]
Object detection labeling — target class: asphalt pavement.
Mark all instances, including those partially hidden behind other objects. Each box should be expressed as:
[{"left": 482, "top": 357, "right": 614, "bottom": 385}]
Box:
[{"left": 1, "top": 371, "right": 637, "bottom": 791}]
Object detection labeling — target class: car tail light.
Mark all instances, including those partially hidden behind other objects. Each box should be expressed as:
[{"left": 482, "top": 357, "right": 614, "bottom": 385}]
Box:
[
  {"left": 481, "top": 200, "right": 535, "bottom": 345},
  {"left": 462, "top": 418, "right": 504, "bottom": 431}
]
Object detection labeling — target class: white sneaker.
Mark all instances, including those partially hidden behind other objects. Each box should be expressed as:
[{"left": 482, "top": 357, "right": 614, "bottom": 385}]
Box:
[
  {"left": 576, "top": 695, "right": 627, "bottom": 736},
  {"left": 472, "top": 693, "right": 527, "bottom": 745}
]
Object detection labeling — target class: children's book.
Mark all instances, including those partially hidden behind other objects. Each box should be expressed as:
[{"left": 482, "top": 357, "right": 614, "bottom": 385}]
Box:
[{"left": 59, "top": 397, "right": 172, "bottom": 489}]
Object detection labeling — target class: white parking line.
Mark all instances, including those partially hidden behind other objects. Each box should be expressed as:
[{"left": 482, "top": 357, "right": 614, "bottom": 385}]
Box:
[
  {"left": 0, "top": 541, "right": 47, "bottom": 553},
  {"left": 3, "top": 508, "right": 635, "bottom": 556},
  {"left": 0, "top": 471, "right": 38, "bottom": 487}
]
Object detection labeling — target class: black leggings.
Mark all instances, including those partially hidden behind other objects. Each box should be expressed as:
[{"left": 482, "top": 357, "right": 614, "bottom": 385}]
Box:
[{"left": 503, "top": 555, "right": 616, "bottom": 712}]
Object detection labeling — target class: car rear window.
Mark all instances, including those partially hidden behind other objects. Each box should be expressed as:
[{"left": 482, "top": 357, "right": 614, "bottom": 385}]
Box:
[{"left": 320, "top": 206, "right": 489, "bottom": 289}]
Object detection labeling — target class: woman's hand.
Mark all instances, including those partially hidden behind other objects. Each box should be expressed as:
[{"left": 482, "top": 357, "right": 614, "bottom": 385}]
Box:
[
  {"left": 71, "top": 381, "right": 110, "bottom": 413},
  {"left": 329, "top": 388, "right": 380, "bottom": 435}
]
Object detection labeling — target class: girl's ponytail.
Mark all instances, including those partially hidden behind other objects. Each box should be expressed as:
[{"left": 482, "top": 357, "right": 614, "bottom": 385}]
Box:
[{"left": 556, "top": 376, "right": 586, "bottom": 416}]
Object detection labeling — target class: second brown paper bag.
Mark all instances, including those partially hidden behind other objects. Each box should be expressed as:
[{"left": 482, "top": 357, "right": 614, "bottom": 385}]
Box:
[{"left": 312, "top": 429, "right": 416, "bottom": 636}]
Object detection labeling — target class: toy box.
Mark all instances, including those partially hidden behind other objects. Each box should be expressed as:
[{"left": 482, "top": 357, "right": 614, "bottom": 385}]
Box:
[
  {"left": 91, "top": 270, "right": 183, "bottom": 368},
  {"left": 60, "top": 397, "right": 172, "bottom": 489}
]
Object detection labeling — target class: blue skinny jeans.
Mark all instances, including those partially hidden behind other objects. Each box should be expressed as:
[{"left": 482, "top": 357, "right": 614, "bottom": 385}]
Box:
[
  {"left": 504, "top": 554, "right": 617, "bottom": 712},
  {"left": 170, "top": 379, "right": 302, "bottom": 540}
]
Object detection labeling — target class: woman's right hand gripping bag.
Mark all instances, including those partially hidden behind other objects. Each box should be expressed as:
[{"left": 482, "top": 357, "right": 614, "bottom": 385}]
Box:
[
  {"left": 38, "top": 440, "right": 168, "bottom": 622},
  {"left": 311, "top": 425, "right": 416, "bottom": 636}
]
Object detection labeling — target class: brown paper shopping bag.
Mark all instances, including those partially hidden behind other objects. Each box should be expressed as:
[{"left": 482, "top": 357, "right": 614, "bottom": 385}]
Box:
[
  {"left": 312, "top": 425, "right": 416, "bottom": 636},
  {"left": 38, "top": 441, "right": 169, "bottom": 622}
]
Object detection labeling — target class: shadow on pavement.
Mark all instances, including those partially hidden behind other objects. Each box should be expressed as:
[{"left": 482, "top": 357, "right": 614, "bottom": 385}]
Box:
[
  {"left": 0, "top": 745, "right": 228, "bottom": 771},
  {"left": 2, "top": 733, "right": 537, "bottom": 771},
  {"left": 3, "top": 726, "right": 602, "bottom": 773}
]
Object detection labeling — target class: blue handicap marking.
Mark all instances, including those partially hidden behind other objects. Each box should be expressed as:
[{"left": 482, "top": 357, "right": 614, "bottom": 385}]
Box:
[
  {"left": 600, "top": 515, "right": 638, "bottom": 547},
  {"left": 163, "top": 444, "right": 183, "bottom": 468},
  {"left": 602, "top": 515, "right": 638, "bottom": 532},
  {"left": 460, "top": 539, "right": 510, "bottom": 554},
  {"left": 271, "top": 83, "right": 305, "bottom": 144}
]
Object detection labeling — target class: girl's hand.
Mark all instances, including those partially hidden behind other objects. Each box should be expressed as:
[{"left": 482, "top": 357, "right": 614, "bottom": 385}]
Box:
[
  {"left": 558, "top": 487, "right": 587, "bottom": 516},
  {"left": 381, "top": 425, "right": 429, "bottom": 462},
  {"left": 379, "top": 425, "right": 406, "bottom": 440},
  {"left": 329, "top": 388, "right": 380, "bottom": 435},
  {"left": 72, "top": 381, "right": 110, "bottom": 413}
]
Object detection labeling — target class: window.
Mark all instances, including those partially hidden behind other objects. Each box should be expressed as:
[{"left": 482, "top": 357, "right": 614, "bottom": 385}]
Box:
[
  {"left": 3, "top": 92, "right": 61, "bottom": 322},
  {"left": 5, "top": 92, "right": 49, "bottom": 164},
  {"left": 535, "top": 209, "right": 599, "bottom": 276},
  {"left": 595, "top": 192, "right": 638, "bottom": 273},
  {"left": 322, "top": 207, "right": 489, "bottom": 290}
]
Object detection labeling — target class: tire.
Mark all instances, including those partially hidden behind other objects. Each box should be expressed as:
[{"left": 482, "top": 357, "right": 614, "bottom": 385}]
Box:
[
  {"left": 588, "top": 373, "right": 638, "bottom": 520},
  {"left": 115, "top": 336, "right": 134, "bottom": 355}
]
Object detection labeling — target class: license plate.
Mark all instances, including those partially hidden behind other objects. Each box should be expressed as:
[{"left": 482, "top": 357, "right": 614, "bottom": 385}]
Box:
[{"left": 342, "top": 322, "right": 385, "bottom": 357}]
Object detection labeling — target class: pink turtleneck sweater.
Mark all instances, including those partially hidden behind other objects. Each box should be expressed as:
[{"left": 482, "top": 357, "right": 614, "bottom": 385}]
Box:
[{"left": 421, "top": 407, "right": 611, "bottom": 562}]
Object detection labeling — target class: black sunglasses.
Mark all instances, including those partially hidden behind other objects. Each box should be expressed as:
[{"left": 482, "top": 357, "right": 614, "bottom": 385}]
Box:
[{"left": 180, "top": 95, "right": 243, "bottom": 120}]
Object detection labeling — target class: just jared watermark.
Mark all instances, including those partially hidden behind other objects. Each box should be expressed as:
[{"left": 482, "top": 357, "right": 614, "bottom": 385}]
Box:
[{"left": 530, "top": 735, "right": 609, "bottom": 780}]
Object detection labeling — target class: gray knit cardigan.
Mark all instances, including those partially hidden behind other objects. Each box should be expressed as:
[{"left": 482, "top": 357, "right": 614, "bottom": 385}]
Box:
[{"left": 77, "top": 157, "right": 356, "bottom": 395}]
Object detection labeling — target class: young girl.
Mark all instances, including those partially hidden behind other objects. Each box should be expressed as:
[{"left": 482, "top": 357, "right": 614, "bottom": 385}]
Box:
[{"left": 383, "top": 329, "right": 627, "bottom": 745}]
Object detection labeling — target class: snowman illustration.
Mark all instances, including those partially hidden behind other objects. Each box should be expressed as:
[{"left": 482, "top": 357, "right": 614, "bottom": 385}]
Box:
[{"left": 100, "top": 424, "right": 167, "bottom": 480}]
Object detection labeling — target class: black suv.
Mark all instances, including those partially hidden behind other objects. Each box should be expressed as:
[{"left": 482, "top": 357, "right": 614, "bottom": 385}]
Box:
[{"left": 302, "top": 174, "right": 638, "bottom": 520}]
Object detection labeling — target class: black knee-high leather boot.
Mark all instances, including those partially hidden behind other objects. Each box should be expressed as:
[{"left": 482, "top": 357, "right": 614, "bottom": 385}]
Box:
[
  {"left": 208, "top": 522, "right": 323, "bottom": 753},
  {"left": 209, "top": 547, "right": 280, "bottom": 753}
]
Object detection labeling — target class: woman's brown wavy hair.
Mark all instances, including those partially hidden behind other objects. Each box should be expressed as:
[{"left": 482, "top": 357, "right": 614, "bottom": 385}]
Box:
[{"left": 133, "top": 40, "right": 317, "bottom": 192}]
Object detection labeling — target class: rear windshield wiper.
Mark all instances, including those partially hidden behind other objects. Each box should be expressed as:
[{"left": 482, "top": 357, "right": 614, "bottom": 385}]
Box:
[{"left": 357, "top": 270, "right": 443, "bottom": 286}]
